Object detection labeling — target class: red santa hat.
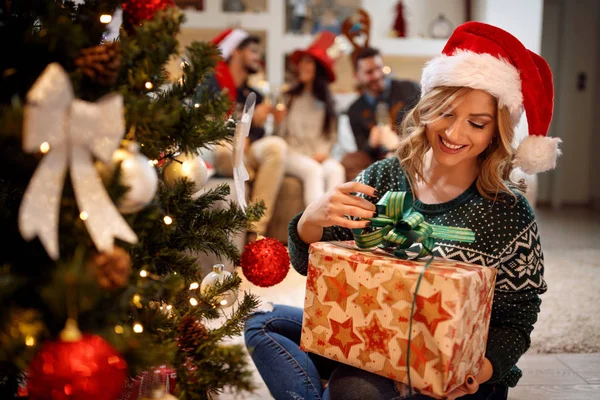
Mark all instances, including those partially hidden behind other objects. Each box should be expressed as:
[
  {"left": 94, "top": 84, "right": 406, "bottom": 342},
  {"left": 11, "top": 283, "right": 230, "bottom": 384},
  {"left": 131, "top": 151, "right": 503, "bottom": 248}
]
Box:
[
  {"left": 420, "top": 21, "right": 561, "bottom": 174},
  {"left": 290, "top": 31, "right": 339, "bottom": 83},
  {"left": 211, "top": 28, "right": 250, "bottom": 60}
]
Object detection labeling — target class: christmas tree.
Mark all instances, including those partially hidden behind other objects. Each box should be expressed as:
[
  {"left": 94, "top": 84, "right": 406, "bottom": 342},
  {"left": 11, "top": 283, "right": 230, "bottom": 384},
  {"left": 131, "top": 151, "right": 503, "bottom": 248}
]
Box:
[{"left": 0, "top": 1, "right": 266, "bottom": 398}]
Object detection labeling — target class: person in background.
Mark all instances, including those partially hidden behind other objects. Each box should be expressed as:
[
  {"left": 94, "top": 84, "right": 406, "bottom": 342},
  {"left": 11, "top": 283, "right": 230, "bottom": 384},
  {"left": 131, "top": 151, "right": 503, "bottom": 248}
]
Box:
[
  {"left": 342, "top": 47, "right": 420, "bottom": 181},
  {"left": 278, "top": 32, "right": 345, "bottom": 207},
  {"left": 197, "top": 29, "right": 287, "bottom": 242}
]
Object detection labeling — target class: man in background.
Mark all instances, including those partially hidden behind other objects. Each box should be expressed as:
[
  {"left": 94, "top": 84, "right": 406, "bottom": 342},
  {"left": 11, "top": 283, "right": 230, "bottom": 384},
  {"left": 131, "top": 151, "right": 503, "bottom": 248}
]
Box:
[
  {"left": 198, "top": 29, "right": 287, "bottom": 241},
  {"left": 342, "top": 47, "right": 420, "bottom": 181}
]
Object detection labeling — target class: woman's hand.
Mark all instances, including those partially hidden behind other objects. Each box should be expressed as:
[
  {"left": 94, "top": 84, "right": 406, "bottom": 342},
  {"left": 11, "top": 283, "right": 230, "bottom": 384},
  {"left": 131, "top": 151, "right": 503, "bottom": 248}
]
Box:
[
  {"left": 313, "top": 152, "right": 328, "bottom": 163},
  {"left": 414, "top": 358, "right": 494, "bottom": 400},
  {"left": 297, "top": 182, "right": 377, "bottom": 244}
]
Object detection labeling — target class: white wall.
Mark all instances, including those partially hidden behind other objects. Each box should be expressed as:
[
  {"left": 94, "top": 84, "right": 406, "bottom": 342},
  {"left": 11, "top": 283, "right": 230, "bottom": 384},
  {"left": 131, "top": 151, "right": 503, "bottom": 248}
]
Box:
[
  {"left": 593, "top": 4, "right": 600, "bottom": 206},
  {"left": 477, "top": 0, "right": 544, "bottom": 52},
  {"left": 537, "top": 0, "right": 562, "bottom": 204},
  {"left": 547, "top": 0, "right": 600, "bottom": 205}
]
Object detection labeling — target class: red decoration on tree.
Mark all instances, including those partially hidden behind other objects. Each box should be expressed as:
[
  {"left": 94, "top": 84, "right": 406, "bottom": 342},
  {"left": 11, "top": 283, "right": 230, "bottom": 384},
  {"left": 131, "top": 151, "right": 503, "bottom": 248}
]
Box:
[
  {"left": 27, "top": 334, "right": 127, "bottom": 400},
  {"left": 122, "top": 0, "right": 175, "bottom": 27},
  {"left": 241, "top": 237, "right": 290, "bottom": 287},
  {"left": 118, "top": 365, "right": 177, "bottom": 400},
  {"left": 393, "top": 1, "right": 407, "bottom": 37}
]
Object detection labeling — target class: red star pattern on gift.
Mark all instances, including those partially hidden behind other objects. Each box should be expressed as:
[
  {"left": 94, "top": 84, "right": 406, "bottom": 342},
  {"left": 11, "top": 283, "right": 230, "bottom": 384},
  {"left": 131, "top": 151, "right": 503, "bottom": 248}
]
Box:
[
  {"left": 357, "top": 348, "right": 373, "bottom": 365},
  {"left": 328, "top": 317, "right": 363, "bottom": 359},
  {"left": 446, "top": 341, "right": 466, "bottom": 388},
  {"left": 312, "top": 331, "right": 328, "bottom": 352},
  {"left": 354, "top": 283, "right": 382, "bottom": 317},
  {"left": 397, "top": 332, "right": 439, "bottom": 379},
  {"left": 444, "top": 325, "right": 457, "bottom": 341},
  {"left": 357, "top": 314, "right": 396, "bottom": 357},
  {"left": 348, "top": 260, "right": 359, "bottom": 272},
  {"left": 422, "top": 270, "right": 437, "bottom": 286},
  {"left": 348, "top": 252, "right": 374, "bottom": 272},
  {"left": 381, "top": 269, "right": 415, "bottom": 306},
  {"left": 305, "top": 296, "right": 333, "bottom": 329},
  {"left": 444, "top": 300, "right": 458, "bottom": 315},
  {"left": 390, "top": 306, "right": 411, "bottom": 334},
  {"left": 306, "top": 262, "right": 324, "bottom": 294},
  {"left": 413, "top": 291, "right": 453, "bottom": 336},
  {"left": 364, "top": 263, "right": 381, "bottom": 277},
  {"left": 323, "top": 270, "right": 357, "bottom": 311},
  {"left": 380, "top": 358, "right": 407, "bottom": 381}
]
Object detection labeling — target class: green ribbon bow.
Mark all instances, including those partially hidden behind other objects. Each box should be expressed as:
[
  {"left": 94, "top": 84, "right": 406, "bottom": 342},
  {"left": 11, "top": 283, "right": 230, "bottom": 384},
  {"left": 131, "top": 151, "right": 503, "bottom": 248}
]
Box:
[{"left": 352, "top": 191, "right": 476, "bottom": 258}]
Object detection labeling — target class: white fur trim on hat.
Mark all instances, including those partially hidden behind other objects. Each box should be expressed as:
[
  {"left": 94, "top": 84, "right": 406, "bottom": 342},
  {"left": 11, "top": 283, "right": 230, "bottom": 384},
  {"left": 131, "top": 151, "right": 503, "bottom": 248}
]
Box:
[
  {"left": 218, "top": 29, "right": 249, "bottom": 60},
  {"left": 421, "top": 50, "right": 523, "bottom": 125},
  {"left": 514, "top": 135, "right": 562, "bottom": 174}
]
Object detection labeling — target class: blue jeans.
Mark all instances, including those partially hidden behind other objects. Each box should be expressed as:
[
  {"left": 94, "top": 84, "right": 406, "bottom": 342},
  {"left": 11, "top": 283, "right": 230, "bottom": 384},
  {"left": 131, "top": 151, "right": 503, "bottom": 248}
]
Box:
[{"left": 244, "top": 304, "right": 508, "bottom": 400}]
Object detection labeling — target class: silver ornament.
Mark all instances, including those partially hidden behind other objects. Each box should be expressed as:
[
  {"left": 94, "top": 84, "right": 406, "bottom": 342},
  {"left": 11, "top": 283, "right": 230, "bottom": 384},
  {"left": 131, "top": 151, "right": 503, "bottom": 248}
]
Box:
[{"left": 200, "top": 264, "right": 238, "bottom": 309}]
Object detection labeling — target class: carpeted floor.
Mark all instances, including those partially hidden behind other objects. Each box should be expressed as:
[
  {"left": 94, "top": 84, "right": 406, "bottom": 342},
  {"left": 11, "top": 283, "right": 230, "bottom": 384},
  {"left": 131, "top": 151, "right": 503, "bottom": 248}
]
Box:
[{"left": 528, "top": 207, "right": 600, "bottom": 354}]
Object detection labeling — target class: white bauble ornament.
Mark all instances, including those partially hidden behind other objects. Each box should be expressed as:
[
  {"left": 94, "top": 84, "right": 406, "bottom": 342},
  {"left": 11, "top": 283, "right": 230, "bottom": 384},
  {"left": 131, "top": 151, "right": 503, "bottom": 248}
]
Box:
[
  {"left": 200, "top": 264, "right": 238, "bottom": 309},
  {"left": 163, "top": 152, "right": 208, "bottom": 192},
  {"left": 111, "top": 142, "right": 158, "bottom": 214}
]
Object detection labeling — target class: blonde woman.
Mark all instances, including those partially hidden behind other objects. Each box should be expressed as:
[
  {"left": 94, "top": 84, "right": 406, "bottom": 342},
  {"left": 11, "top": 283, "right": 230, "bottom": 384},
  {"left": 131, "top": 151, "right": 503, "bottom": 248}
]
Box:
[{"left": 245, "top": 22, "right": 560, "bottom": 400}]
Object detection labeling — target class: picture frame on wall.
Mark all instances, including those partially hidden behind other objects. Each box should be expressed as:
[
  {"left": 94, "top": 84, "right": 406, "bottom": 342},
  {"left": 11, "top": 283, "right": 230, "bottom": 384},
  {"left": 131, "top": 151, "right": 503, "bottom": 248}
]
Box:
[
  {"left": 286, "top": 0, "right": 361, "bottom": 35},
  {"left": 173, "top": 0, "right": 204, "bottom": 11},
  {"left": 223, "top": 0, "right": 267, "bottom": 13}
]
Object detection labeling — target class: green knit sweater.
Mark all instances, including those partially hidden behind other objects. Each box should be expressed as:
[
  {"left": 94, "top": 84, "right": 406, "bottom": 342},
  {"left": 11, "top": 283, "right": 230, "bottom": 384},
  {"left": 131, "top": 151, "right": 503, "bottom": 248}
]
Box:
[{"left": 288, "top": 157, "right": 546, "bottom": 388}]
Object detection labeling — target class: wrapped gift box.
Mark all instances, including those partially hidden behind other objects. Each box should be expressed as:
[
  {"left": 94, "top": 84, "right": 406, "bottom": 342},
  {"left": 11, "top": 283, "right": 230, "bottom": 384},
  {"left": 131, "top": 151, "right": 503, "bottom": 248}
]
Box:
[{"left": 300, "top": 241, "right": 496, "bottom": 397}]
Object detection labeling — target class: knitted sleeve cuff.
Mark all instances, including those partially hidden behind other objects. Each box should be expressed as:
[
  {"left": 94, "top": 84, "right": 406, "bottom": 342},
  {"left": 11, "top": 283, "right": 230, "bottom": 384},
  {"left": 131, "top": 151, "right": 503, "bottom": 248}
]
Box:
[
  {"left": 485, "top": 326, "right": 528, "bottom": 383},
  {"left": 287, "top": 212, "right": 311, "bottom": 276}
]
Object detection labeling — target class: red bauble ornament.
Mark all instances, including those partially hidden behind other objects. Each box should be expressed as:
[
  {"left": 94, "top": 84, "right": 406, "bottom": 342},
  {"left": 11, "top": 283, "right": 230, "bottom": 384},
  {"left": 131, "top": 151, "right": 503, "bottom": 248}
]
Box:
[
  {"left": 241, "top": 237, "right": 290, "bottom": 287},
  {"left": 122, "top": 0, "right": 175, "bottom": 27},
  {"left": 27, "top": 334, "right": 128, "bottom": 400}
]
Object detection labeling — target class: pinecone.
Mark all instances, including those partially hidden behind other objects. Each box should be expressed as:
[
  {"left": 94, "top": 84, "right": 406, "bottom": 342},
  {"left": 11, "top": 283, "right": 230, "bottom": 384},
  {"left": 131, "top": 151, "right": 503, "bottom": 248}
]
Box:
[
  {"left": 75, "top": 42, "right": 121, "bottom": 86},
  {"left": 177, "top": 315, "right": 209, "bottom": 354},
  {"left": 88, "top": 246, "right": 132, "bottom": 290}
]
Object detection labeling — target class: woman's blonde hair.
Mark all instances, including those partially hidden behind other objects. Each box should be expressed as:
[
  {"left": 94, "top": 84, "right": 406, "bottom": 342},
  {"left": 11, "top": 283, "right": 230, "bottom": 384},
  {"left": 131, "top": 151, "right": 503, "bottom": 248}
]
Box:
[{"left": 397, "top": 86, "right": 523, "bottom": 203}]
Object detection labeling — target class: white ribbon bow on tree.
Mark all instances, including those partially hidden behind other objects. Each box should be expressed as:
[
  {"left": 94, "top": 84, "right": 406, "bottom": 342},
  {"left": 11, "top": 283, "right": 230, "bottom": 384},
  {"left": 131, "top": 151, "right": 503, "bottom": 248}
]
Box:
[
  {"left": 19, "top": 63, "right": 138, "bottom": 260},
  {"left": 232, "top": 92, "right": 256, "bottom": 211}
]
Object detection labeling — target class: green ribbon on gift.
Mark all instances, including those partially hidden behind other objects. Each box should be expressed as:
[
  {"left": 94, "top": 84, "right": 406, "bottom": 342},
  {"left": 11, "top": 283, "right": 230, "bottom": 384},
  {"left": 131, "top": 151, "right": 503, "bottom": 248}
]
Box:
[
  {"left": 352, "top": 191, "right": 476, "bottom": 395},
  {"left": 352, "top": 191, "right": 476, "bottom": 259}
]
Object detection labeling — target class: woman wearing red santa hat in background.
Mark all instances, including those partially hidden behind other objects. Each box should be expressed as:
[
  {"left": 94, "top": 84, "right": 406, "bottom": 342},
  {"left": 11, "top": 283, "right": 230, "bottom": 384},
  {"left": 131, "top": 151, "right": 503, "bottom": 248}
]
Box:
[
  {"left": 245, "top": 21, "right": 560, "bottom": 400},
  {"left": 277, "top": 31, "right": 346, "bottom": 208}
]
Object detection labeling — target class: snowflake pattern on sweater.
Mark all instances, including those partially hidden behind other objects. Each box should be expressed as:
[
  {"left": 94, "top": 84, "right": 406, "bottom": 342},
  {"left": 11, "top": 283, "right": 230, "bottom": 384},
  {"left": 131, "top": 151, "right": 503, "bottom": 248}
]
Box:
[{"left": 288, "top": 157, "right": 546, "bottom": 388}]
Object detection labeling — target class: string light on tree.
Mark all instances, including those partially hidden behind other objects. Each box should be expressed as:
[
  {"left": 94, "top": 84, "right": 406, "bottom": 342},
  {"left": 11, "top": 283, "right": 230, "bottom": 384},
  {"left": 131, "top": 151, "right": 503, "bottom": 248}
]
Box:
[
  {"left": 133, "top": 322, "right": 144, "bottom": 333},
  {"left": 100, "top": 14, "right": 112, "bottom": 24},
  {"left": 163, "top": 216, "right": 173, "bottom": 225},
  {"left": 189, "top": 297, "right": 198, "bottom": 306},
  {"left": 79, "top": 211, "right": 88, "bottom": 221},
  {"left": 25, "top": 335, "right": 36, "bottom": 346},
  {"left": 140, "top": 270, "right": 148, "bottom": 277},
  {"left": 189, "top": 282, "right": 199, "bottom": 290},
  {"left": 145, "top": 81, "right": 153, "bottom": 90},
  {"left": 39, "top": 142, "right": 50, "bottom": 154}
]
